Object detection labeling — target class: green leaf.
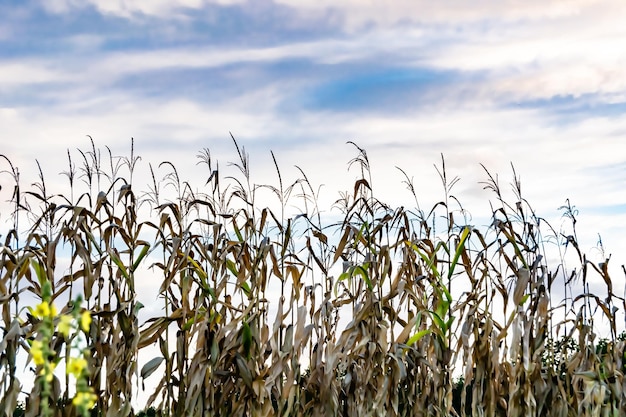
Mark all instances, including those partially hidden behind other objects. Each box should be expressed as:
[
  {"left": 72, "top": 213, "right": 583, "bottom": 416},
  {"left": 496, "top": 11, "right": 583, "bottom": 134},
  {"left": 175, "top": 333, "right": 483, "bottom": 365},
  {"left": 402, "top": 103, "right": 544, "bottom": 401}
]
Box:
[
  {"left": 338, "top": 263, "right": 373, "bottom": 291},
  {"left": 183, "top": 317, "right": 195, "bottom": 331},
  {"left": 338, "top": 271, "right": 350, "bottom": 283},
  {"left": 518, "top": 293, "right": 530, "bottom": 306},
  {"left": 132, "top": 244, "right": 151, "bottom": 271},
  {"left": 30, "top": 259, "right": 47, "bottom": 289},
  {"left": 225, "top": 259, "right": 238, "bottom": 277},
  {"left": 232, "top": 219, "right": 243, "bottom": 242},
  {"left": 134, "top": 302, "right": 144, "bottom": 315},
  {"left": 353, "top": 221, "right": 369, "bottom": 249},
  {"left": 85, "top": 229, "right": 104, "bottom": 256},
  {"left": 240, "top": 282, "right": 251, "bottom": 296},
  {"left": 187, "top": 254, "right": 208, "bottom": 285},
  {"left": 435, "top": 300, "right": 449, "bottom": 321},
  {"left": 447, "top": 226, "right": 471, "bottom": 280},
  {"left": 109, "top": 250, "right": 130, "bottom": 280},
  {"left": 441, "top": 285, "right": 453, "bottom": 305},
  {"left": 498, "top": 227, "right": 529, "bottom": 269},
  {"left": 354, "top": 264, "right": 373, "bottom": 291},
  {"left": 405, "top": 241, "right": 441, "bottom": 280},
  {"left": 407, "top": 329, "right": 431, "bottom": 347},
  {"left": 430, "top": 310, "right": 447, "bottom": 333}
]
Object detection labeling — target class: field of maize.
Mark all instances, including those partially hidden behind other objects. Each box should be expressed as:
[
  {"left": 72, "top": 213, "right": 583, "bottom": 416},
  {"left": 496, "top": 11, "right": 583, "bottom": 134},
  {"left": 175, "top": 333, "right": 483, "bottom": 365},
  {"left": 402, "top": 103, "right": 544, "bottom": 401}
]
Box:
[{"left": 0, "top": 137, "right": 624, "bottom": 416}]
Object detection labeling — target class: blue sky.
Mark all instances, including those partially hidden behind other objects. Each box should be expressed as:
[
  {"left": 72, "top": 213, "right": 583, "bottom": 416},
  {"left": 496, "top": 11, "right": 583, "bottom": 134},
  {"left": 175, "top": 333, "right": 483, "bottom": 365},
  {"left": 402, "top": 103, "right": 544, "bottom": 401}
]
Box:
[{"left": 2, "top": 1, "right": 626, "bottom": 262}]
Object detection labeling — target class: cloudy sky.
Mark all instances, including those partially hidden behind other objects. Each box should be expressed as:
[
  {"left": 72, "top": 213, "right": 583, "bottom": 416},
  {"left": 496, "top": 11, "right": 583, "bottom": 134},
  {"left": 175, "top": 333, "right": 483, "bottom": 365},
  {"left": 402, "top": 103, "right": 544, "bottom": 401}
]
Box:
[
  {"left": 3, "top": 0, "right": 626, "bottom": 406},
  {"left": 2, "top": 1, "right": 626, "bottom": 279}
]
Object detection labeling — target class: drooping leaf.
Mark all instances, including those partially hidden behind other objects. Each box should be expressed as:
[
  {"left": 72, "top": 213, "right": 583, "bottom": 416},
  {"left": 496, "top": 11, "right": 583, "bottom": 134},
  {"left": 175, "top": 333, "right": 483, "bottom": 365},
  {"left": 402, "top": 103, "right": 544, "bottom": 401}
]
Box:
[
  {"left": 242, "top": 320, "right": 252, "bottom": 359},
  {"left": 140, "top": 356, "right": 164, "bottom": 380}
]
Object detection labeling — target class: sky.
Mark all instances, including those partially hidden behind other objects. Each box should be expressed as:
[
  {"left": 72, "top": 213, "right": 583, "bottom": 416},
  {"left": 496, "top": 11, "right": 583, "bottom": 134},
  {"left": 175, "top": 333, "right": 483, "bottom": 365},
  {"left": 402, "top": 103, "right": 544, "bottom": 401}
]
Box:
[
  {"left": 3, "top": 0, "right": 626, "bottom": 252},
  {"left": 2, "top": 0, "right": 626, "bottom": 407}
]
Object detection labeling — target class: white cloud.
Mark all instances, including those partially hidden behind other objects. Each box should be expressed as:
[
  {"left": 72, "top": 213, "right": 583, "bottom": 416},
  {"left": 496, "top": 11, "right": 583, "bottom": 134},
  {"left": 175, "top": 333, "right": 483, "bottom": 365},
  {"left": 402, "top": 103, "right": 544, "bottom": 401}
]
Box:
[
  {"left": 8, "top": 3, "right": 626, "bottom": 108},
  {"left": 275, "top": 0, "right": 607, "bottom": 30},
  {"left": 0, "top": 60, "right": 68, "bottom": 85},
  {"left": 40, "top": 0, "right": 619, "bottom": 30},
  {"left": 42, "top": 0, "right": 246, "bottom": 17}
]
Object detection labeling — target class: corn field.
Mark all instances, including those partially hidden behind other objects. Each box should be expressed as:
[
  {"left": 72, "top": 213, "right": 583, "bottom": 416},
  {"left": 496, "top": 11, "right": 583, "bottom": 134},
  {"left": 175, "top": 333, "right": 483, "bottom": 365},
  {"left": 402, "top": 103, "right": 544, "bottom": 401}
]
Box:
[{"left": 1, "top": 137, "right": 625, "bottom": 417}]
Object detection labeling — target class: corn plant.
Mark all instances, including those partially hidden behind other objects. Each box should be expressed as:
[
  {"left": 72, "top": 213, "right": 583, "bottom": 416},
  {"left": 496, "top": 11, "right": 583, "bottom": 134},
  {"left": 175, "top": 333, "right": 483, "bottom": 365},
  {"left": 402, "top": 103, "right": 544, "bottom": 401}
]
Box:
[{"left": 0, "top": 137, "right": 624, "bottom": 417}]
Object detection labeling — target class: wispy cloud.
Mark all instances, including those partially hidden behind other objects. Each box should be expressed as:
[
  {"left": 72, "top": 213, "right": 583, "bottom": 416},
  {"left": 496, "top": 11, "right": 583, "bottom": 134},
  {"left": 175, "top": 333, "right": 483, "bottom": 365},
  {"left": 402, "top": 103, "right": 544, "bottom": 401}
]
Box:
[{"left": 2, "top": 0, "right": 626, "bottom": 250}]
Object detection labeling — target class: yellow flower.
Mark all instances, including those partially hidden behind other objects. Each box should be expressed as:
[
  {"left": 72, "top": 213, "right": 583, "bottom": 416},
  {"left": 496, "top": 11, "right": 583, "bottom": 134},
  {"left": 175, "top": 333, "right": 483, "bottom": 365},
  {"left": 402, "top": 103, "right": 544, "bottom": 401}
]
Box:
[
  {"left": 30, "top": 340, "right": 45, "bottom": 366},
  {"left": 32, "top": 301, "right": 58, "bottom": 319},
  {"left": 73, "top": 390, "right": 97, "bottom": 410},
  {"left": 58, "top": 315, "right": 73, "bottom": 338},
  {"left": 67, "top": 357, "right": 88, "bottom": 378},
  {"left": 33, "top": 301, "right": 51, "bottom": 319},
  {"left": 80, "top": 311, "right": 91, "bottom": 332},
  {"left": 40, "top": 361, "right": 56, "bottom": 382}
]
